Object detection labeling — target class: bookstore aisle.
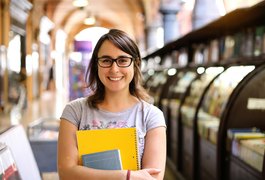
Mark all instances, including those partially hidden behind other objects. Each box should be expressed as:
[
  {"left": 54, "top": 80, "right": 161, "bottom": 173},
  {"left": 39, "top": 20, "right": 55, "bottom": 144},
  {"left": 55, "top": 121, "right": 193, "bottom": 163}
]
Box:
[
  {"left": 0, "top": 91, "right": 68, "bottom": 130},
  {"left": 1, "top": 90, "right": 180, "bottom": 180},
  {"left": 19, "top": 90, "right": 68, "bottom": 128}
]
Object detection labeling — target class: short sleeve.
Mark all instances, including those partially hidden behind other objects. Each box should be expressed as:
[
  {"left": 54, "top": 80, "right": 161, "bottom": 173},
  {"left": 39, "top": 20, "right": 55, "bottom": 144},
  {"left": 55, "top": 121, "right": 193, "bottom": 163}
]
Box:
[
  {"left": 144, "top": 103, "right": 166, "bottom": 131},
  {"left": 60, "top": 98, "right": 84, "bottom": 127}
]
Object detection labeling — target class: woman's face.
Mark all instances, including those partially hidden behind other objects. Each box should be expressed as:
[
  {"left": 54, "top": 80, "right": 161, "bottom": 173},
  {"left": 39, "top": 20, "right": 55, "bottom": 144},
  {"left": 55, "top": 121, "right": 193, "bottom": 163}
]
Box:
[{"left": 97, "top": 40, "right": 134, "bottom": 94}]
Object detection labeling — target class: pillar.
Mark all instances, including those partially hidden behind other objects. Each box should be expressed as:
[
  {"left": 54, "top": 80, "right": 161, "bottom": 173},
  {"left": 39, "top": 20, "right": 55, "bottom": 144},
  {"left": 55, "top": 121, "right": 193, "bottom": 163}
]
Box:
[
  {"left": 193, "top": 0, "right": 224, "bottom": 29},
  {"left": 160, "top": 0, "right": 181, "bottom": 44}
]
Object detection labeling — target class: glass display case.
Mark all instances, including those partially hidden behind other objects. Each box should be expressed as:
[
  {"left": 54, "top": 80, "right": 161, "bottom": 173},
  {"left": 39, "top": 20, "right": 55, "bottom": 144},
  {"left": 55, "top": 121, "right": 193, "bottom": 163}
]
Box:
[
  {"left": 165, "top": 69, "right": 197, "bottom": 169},
  {"left": 218, "top": 64, "right": 265, "bottom": 180},
  {"left": 197, "top": 65, "right": 255, "bottom": 180},
  {"left": 179, "top": 66, "right": 224, "bottom": 180}
]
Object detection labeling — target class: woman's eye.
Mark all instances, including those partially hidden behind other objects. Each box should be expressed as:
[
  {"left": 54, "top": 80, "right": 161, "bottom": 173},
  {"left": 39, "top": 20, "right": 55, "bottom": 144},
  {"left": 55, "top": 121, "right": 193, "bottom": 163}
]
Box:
[
  {"left": 118, "top": 58, "right": 129, "bottom": 63},
  {"left": 103, "top": 59, "right": 112, "bottom": 63}
]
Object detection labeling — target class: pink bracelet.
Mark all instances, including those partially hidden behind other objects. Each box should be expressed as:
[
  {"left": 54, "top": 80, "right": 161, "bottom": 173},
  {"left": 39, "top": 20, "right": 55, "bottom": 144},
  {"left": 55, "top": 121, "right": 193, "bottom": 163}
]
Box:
[{"left": 126, "top": 170, "right": 131, "bottom": 180}]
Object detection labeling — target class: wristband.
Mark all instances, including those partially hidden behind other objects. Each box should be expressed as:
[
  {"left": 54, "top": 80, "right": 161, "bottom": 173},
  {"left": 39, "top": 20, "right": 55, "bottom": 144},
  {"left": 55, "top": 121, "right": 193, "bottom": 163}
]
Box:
[{"left": 126, "top": 170, "right": 131, "bottom": 180}]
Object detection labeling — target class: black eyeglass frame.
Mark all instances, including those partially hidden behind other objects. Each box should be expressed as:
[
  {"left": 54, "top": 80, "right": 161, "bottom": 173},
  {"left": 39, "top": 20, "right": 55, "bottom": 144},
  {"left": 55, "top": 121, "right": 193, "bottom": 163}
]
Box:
[{"left": 97, "top": 56, "right": 135, "bottom": 68}]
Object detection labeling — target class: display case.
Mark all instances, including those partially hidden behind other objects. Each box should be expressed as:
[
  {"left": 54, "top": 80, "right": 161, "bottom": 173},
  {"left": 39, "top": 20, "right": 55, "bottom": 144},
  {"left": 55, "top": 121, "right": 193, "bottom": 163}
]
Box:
[
  {"left": 159, "top": 69, "right": 184, "bottom": 168},
  {"left": 160, "top": 70, "right": 183, "bottom": 122},
  {"left": 179, "top": 66, "right": 224, "bottom": 180},
  {"left": 0, "top": 125, "right": 41, "bottom": 180},
  {"left": 27, "top": 117, "right": 59, "bottom": 173},
  {"left": 164, "top": 68, "right": 197, "bottom": 170},
  {"left": 143, "top": 1, "right": 265, "bottom": 180},
  {"left": 218, "top": 64, "right": 265, "bottom": 180},
  {"left": 197, "top": 65, "right": 256, "bottom": 180}
]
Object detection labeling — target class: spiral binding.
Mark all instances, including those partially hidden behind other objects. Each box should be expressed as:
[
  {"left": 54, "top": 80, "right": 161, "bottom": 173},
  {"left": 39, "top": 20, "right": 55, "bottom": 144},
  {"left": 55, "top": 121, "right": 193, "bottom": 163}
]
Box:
[{"left": 134, "top": 128, "right": 140, "bottom": 170}]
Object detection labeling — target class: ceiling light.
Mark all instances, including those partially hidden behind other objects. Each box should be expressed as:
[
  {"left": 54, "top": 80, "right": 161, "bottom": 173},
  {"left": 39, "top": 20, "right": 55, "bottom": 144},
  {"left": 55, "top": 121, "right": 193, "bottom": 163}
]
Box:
[
  {"left": 84, "top": 16, "right": 96, "bottom": 25},
  {"left": 72, "top": 0, "right": 89, "bottom": 8}
]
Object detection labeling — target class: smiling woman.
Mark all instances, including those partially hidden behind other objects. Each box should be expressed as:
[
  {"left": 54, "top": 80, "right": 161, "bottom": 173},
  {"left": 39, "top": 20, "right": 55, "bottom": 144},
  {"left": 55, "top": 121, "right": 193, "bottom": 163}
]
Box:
[
  {"left": 86, "top": 29, "right": 149, "bottom": 108},
  {"left": 58, "top": 29, "right": 167, "bottom": 180},
  {"left": 97, "top": 40, "right": 135, "bottom": 95}
]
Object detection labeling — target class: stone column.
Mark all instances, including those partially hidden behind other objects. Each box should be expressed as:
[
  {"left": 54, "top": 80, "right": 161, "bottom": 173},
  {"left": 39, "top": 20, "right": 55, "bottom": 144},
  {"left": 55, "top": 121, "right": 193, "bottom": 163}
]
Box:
[
  {"left": 160, "top": 0, "right": 181, "bottom": 44},
  {"left": 193, "top": 0, "right": 224, "bottom": 29}
]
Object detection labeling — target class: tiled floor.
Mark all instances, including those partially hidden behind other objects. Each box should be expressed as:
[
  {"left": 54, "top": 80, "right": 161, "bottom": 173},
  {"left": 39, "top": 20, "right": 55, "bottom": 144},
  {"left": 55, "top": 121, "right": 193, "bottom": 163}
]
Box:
[{"left": 1, "top": 90, "right": 179, "bottom": 180}]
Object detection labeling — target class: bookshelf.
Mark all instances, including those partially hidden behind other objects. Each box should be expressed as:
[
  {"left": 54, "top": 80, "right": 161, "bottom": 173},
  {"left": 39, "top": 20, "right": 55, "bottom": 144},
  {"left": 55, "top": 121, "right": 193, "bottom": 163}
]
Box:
[
  {"left": 219, "top": 64, "right": 265, "bottom": 180},
  {"left": 143, "top": 1, "right": 265, "bottom": 180}
]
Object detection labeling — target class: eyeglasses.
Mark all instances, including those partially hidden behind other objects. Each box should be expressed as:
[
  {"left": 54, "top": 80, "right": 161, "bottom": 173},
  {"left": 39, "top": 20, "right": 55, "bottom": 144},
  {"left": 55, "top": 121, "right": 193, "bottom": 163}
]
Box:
[{"left": 97, "top": 56, "right": 134, "bottom": 68}]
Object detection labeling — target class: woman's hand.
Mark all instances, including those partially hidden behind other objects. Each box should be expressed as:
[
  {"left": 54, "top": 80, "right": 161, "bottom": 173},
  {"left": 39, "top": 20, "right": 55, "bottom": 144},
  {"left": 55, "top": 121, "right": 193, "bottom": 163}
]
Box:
[{"left": 130, "top": 168, "right": 161, "bottom": 180}]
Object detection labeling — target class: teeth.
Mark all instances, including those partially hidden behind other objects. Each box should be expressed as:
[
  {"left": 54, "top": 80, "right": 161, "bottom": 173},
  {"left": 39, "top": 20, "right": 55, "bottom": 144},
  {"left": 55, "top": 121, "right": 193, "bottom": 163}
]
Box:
[{"left": 109, "top": 77, "right": 122, "bottom": 81}]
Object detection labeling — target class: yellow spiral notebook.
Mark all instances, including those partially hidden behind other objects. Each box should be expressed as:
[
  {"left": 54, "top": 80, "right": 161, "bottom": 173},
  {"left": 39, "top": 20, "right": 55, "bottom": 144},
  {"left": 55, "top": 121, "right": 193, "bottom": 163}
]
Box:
[{"left": 76, "top": 127, "right": 139, "bottom": 170}]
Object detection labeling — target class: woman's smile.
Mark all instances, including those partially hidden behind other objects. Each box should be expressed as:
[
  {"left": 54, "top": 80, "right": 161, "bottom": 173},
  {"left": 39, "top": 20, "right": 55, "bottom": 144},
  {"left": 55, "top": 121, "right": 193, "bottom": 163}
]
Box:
[{"left": 108, "top": 76, "right": 123, "bottom": 81}]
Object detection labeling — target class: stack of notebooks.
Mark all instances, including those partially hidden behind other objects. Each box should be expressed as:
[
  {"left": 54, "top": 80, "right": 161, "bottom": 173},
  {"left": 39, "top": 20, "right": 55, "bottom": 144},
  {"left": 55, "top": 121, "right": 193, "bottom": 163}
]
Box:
[
  {"left": 76, "top": 127, "right": 140, "bottom": 170},
  {"left": 227, "top": 128, "right": 265, "bottom": 172}
]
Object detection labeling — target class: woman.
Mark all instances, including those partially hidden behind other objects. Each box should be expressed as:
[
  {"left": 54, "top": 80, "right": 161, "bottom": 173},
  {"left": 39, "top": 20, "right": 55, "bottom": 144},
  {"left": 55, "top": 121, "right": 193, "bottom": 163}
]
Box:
[{"left": 58, "top": 29, "right": 166, "bottom": 179}]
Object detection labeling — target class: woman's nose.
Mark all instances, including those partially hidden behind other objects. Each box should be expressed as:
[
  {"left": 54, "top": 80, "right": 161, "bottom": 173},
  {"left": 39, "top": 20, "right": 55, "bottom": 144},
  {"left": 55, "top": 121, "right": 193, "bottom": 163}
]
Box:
[{"left": 109, "top": 61, "right": 119, "bottom": 71}]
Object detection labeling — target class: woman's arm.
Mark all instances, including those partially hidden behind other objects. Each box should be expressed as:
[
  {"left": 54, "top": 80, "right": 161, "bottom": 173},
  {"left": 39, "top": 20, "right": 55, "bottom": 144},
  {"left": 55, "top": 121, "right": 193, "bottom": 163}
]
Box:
[
  {"left": 58, "top": 119, "right": 128, "bottom": 179},
  {"left": 57, "top": 119, "right": 159, "bottom": 180},
  {"left": 141, "top": 126, "right": 167, "bottom": 180}
]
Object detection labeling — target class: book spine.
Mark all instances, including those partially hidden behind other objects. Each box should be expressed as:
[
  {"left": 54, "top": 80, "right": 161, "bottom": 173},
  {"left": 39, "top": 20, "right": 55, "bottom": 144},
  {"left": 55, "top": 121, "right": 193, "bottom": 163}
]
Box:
[
  {"left": 227, "top": 130, "right": 263, "bottom": 153},
  {"left": 209, "top": 126, "right": 218, "bottom": 144}
]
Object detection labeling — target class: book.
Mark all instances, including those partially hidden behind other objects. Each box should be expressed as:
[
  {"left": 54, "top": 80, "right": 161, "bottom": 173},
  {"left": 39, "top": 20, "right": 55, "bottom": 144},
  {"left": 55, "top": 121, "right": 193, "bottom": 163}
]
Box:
[
  {"left": 223, "top": 35, "right": 235, "bottom": 60},
  {"left": 238, "top": 138, "right": 265, "bottom": 172},
  {"left": 209, "top": 126, "right": 218, "bottom": 144},
  {"left": 243, "top": 28, "right": 254, "bottom": 57},
  {"left": 232, "top": 132, "right": 265, "bottom": 140},
  {"left": 227, "top": 127, "right": 261, "bottom": 140},
  {"left": 227, "top": 128, "right": 259, "bottom": 152},
  {"left": 233, "top": 32, "right": 243, "bottom": 58},
  {"left": 209, "top": 39, "right": 219, "bottom": 62},
  {"left": 76, "top": 127, "right": 139, "bottom": 170},
  {"left": 82, "top": 149, "right": 123, "bottom": 170},
  {"left": 240, "top": 138, "right": 265, "bottom": 156},
  {"left": 230, "top": 131, "right": 265, "bottom": 157}
]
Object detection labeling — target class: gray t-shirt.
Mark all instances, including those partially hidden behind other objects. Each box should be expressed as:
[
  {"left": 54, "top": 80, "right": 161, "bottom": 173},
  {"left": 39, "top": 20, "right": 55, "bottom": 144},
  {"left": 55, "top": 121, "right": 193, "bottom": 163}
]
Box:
[{"left": 60, "top": 97, "right": 166, "bottom": 163}]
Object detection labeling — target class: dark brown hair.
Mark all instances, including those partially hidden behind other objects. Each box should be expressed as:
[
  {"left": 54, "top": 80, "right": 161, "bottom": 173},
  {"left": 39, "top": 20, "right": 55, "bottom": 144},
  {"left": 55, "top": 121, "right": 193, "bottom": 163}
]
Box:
[{"left": 85, "top": 29, "right": 150, "bottom": 108}]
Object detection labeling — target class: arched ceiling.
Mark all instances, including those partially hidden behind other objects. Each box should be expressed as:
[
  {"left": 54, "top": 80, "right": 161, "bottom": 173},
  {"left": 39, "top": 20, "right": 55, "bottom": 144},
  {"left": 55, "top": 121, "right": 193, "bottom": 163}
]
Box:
[
  {"left": 32, "top": 0, "right": 159, "bottom": 48},
  {"left": 31, "top": 0, "right": 264, "bottom": 51}
]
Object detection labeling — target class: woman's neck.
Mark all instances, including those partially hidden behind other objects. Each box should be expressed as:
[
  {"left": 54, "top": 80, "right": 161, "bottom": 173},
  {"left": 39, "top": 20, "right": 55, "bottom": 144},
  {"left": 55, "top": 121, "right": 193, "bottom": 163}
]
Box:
[{"left": 99, "top": 92, "right": 139, "bottom": 112}]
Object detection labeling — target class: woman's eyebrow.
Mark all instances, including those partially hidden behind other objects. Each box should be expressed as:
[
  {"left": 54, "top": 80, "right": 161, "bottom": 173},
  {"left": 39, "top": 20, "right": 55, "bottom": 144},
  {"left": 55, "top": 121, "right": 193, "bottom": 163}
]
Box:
[{"left": 98, "top": 55, "right": 132, "bottom": 58}]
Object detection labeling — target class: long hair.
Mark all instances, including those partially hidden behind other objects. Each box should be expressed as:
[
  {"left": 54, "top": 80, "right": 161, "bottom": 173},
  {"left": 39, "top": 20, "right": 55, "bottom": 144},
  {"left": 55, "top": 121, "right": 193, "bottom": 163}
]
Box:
[{"left": 85, "top": 29, "right": 150, "bottom": 108}]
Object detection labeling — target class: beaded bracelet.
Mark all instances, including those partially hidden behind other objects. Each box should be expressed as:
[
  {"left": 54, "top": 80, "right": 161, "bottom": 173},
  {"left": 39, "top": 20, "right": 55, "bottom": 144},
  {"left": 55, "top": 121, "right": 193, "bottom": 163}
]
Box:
[{"left": 126, "top": 170, "right": 131, "bottom": 180}]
